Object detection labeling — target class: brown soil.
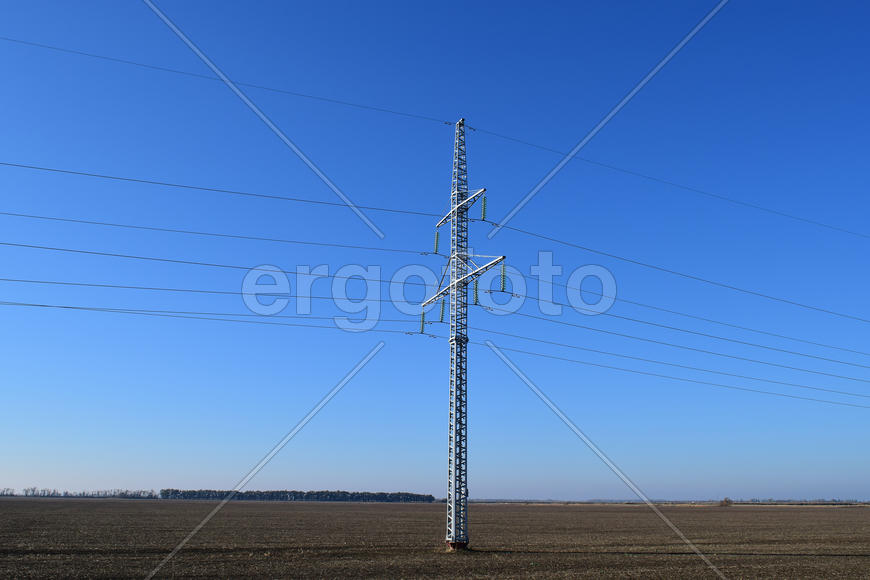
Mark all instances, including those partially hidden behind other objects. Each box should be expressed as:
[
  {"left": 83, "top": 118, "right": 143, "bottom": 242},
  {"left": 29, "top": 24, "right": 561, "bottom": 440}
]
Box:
[{"left": 1, "top": 498, "right": 869, "bottom": 578}]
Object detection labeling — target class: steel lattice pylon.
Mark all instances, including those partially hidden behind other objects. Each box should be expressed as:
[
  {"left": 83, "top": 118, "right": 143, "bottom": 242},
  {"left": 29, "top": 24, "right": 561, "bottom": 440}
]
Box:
[
  {"left": 447, "top": 118, "right": 469, "bottom": 547},
  {"left": 423, "top": 118, "right": 504, "bottom": 549}
]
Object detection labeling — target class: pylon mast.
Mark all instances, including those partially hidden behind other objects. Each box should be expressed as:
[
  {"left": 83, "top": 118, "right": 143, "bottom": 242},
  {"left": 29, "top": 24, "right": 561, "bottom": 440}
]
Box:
[
  {"left": 447, "top": 116, "right": 470, "bottom": 549},
  {"left": 423, "top": 118, "right": 504, "bottom": 549}
]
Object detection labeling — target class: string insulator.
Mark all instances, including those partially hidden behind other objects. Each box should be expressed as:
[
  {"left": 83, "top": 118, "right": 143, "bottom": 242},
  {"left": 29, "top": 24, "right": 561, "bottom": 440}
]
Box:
[
  {"left": 500, "top": 262, "right": 507, "bottom": 292},
  {"left": 473, "top": 279, "right": 479, "bottom": 305},
  {"left": 439, "top": 299, "right": 445, "bottom": 322},
  {"left": 481, "top": 195, "right": 487, "bottom": 221},
  {"left": 420, "top": 312, "right": 425, "bottom": 334}
]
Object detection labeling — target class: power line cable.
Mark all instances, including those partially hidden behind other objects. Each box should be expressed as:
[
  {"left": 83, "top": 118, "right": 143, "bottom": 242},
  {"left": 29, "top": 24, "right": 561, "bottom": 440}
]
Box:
[
  {"left": 474, "top": 304, "right": 870, "bottom": 385},
  {"left": 4, "top": 158, "right": 867, "bottom": 329},
  {"left": 499, "top": 281, "right": 870, "bottom": 371},
  {"left": 0, "top": 276, "right": 419, "bottom": 305},
  {"left": 3, "top": 290, "right": 862, "bottom": 399},
  {"left": 3, "top": 200, "right": 862, "bottom": 359},
  {"left": 0, "top": 300, "right": 428, "bottom": 336},
  {"left": 1, "top": 297, "right": 862, "bottom": 410},
  {"left": 25, "top": 202, "right": 858, "bottom": 368},
  {"left": 0, "top": 210, "right": 440, "bottom": 256},
  {"left": 116, "top": 307, "right": 417, "bottom": 325},
  {"left": 3, "top": 234, "right": 869, "bottom": 379},
  {"left": 0, "top": 161, "right": 441, "bottom": 218},
  {"left": 1, "top": 265, "right": 869, "bottom": 386},
  {"left": 514, "top": 274, "right": 870, "bottom": 358},
  {"left": 487, "top": 221, "right": 870, "bottom": 325},
  {"left": 470, "top": 325, "right": 870, "bottom": 400},
  {"left": 4, "top": 236, "right": 867, "bottom": 372},
  {"left": 0, "top": 36, "right": 452, "bottom": 126},
  {"left": 474, "top": 342, "right": 870, "bottom": 410},
  {"left": 4, "top": 34, "right": 863, "bottom": 240},
  {"left": 467, "top": 127, "right": 870, "bottom": 240},
  {"left": 5, "top": 35, "right": 867, "bottom": 411}
]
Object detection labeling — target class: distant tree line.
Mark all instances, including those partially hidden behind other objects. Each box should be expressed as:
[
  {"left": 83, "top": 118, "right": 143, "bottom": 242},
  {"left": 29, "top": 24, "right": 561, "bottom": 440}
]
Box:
[
  {"left": 1, "top": 487, "right": 433, "bottom": 502},
  {"left": 5, "top": 488, "right": 157, "bottom": 499},
  {"left": 159, "top": 489, "right": 436, "bottom": 503}
]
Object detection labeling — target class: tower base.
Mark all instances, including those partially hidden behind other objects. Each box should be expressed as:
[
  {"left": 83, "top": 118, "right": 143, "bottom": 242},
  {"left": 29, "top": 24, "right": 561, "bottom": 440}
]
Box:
[{"left": 446, "top": 541, "right": 469, "bottom": 551}]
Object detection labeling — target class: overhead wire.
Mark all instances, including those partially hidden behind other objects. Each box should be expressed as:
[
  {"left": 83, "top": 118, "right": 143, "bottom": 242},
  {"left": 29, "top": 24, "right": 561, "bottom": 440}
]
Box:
[
  {"left": 0, "top": 210, "right": 441, "bottom": 256},
  {"left": 473, "top": 342, "right": 870, "bottom": 410},
  {"left": 4, "top": 237, "right": 869, "bottom": 379},
  {"left": 1, "top": 39, "right": 868, "bottom": 386},
  {"left": 2, "top": 199, "right": 864, "bottom": 360},
  {"left": 0, "top": 161, "right": 441, "bottom": 218},
  {"left": 494, "top": 282, "right": 870, "bottom": 371},
  {"left": 0, "top": 300, "right": 427, "bottom": 336},
  {"left": 1, "top": 297, "right": 864, "bottom": 410},
  {"left": 0, "top": 36, "right": 453, "bottom": 126},
  {"left": 474, "top": 303, "right": 870, "bottom": 385},
  {"left": 2, "top": 294, "right": 864, "bottom": 399},
  {"left": 0, "top": 276, "right": 418, "bottom": 303},
  {"left": 484, "top": 220, "right": 870, "bottom": 325},
  {"left": 466, "top": 127, "right": 870, "bottom": 240},
  {"left": 2, "top": 36, "right": 867, "bottom": 415},
  {"left": 1, "top": 266, "right": 869, "bottom": 386},
  {"left": 511, "top": 273, "right": 870, "bottom": 358},
  {"left": 3, "top": 158, "right": 868, "bottom": 329},
  {"left": 468, "top": 325, "right": 870, "bottom": 400},
  {"left": 2, "top": 34, "right": 865, "bottom": 240}
]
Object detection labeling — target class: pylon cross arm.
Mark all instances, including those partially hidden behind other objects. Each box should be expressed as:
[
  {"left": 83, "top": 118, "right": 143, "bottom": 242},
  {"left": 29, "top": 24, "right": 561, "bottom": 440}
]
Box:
[
  {"left": 421, "top": 255, "right": 505, "bottom": 308},
  {"left": 435, "top": 188, "right": 486, "bottom": 228}
]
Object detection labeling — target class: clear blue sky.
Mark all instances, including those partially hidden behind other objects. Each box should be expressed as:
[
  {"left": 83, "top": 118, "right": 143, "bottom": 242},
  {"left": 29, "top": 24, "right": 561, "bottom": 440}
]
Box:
[{"left": 1, "top": 0, "right": 868, "bottom": 501}]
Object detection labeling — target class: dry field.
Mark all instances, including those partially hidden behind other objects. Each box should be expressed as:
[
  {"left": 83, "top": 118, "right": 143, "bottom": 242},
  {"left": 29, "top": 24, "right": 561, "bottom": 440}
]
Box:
[{"left": 1, "top": 498, "right": 869, "bottom": 578}]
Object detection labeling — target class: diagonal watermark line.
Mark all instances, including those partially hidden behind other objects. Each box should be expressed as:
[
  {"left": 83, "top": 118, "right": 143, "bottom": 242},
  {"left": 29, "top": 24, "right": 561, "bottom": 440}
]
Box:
[
  {"left": 144, "top": 341, "right": 385, "bottom": 579},
  {"left": 486, "top": 341, "right": 726, "bottom": 579},
  {"left": 142, "top": 0, "right": 385, "bottom": 239},
  {"left": 488, "top": 0, "right": 729, "bottom": 239}
]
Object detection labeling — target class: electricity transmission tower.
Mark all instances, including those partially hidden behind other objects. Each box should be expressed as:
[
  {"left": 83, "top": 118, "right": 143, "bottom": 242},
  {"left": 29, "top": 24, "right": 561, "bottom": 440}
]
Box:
[{"left": 423, "top": 118, "right": 504, "bottom": 549}]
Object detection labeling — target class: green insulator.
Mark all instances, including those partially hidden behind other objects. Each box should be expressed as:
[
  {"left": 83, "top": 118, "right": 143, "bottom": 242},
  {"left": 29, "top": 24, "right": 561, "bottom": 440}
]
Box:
[
  {"left": 481, "top": 196, "right": 487, "bottom": 221},
  {"left": 434, "top": 230, "right": 440, "bottom": 253},
  {"left": 439, "top": 299, "right": 445, "bottom": 322},
  {"left": 500, "top": 262, "right": 507, "bottom": 292}
]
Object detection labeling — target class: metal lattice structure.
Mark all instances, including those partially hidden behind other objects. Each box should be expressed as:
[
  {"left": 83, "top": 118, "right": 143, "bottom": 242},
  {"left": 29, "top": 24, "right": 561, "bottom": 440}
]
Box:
[{"left": 423, "top": 118, "right": 504, "bottom": 549}]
